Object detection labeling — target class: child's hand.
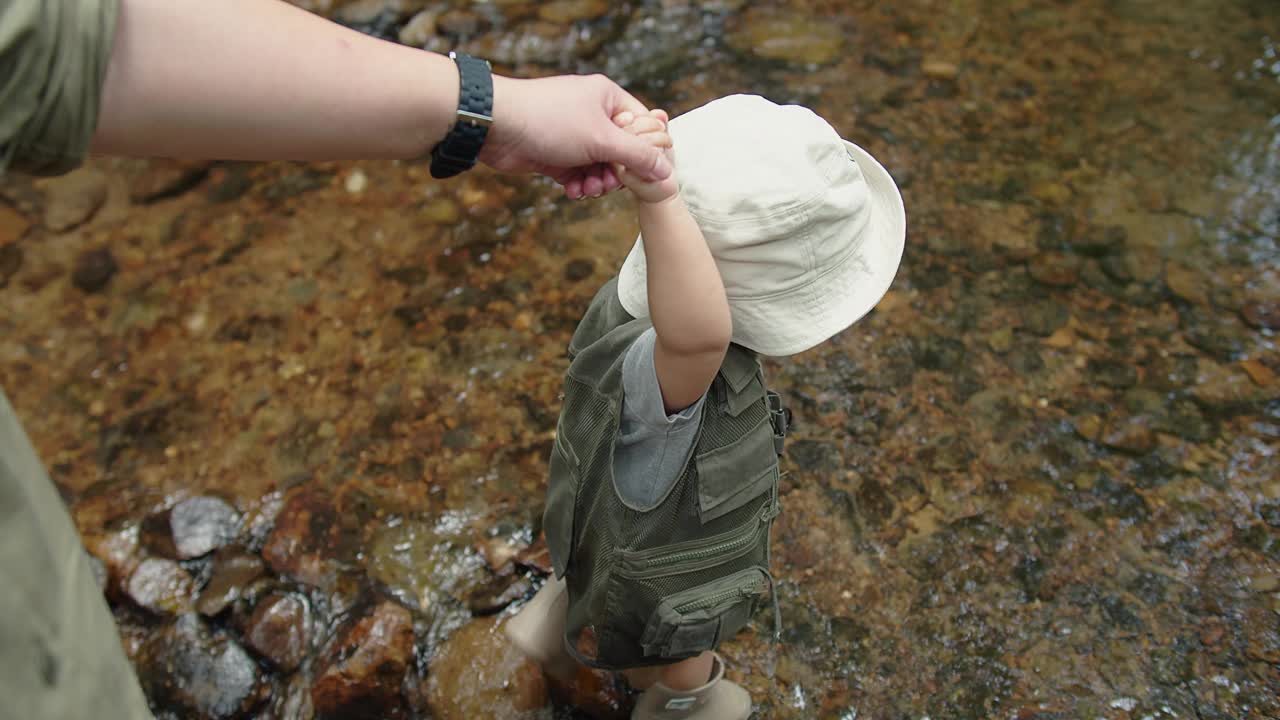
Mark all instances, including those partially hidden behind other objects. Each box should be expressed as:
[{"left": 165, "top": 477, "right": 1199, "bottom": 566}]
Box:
[{"left": 611, "top": 109, "right": 677, "bottom": 204}]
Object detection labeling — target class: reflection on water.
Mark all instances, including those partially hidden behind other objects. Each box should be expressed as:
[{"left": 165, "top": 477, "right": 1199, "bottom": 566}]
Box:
[{"left": 1, "top": 0, "right": 1278, "bottom": 717}]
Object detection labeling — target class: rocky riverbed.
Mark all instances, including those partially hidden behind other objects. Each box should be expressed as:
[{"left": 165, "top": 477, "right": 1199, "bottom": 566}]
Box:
[{"left": 1, "top": 0, "right": 1277, "bottom": 718}]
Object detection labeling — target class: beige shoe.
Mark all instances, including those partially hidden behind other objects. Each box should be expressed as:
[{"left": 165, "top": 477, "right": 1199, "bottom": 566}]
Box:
[
  {"left": 503, "top": 575, "right": 577, "bottom": 680},
  {"left": 630, "top": 655, "right": 751, "bottom": 720}
]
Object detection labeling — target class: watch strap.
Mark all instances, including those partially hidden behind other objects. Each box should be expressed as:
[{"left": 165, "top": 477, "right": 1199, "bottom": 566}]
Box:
[{"left": 430, "top": 52, "right": 493, "bottom": 179}]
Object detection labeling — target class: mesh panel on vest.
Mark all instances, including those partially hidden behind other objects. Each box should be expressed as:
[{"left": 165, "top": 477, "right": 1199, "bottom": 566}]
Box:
[
  {"left": 546, "top": 278, "right": 781, "bottom": 670},
  {"left": 558, "top": 371, "right": 777, "bottom": 669}
]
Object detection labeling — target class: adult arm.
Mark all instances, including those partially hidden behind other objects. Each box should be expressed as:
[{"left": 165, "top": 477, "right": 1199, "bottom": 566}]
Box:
[
  {"left": 1, "top": 0, "right": 670, "bottom": 197},
  {"left": 95, "top": 0, "right": 671, "bottom": 197}
]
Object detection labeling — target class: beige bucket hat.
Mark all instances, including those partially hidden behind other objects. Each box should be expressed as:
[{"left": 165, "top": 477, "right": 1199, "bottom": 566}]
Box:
[{"left": 616, "top": 94, "right": 906, "bottom": 357}]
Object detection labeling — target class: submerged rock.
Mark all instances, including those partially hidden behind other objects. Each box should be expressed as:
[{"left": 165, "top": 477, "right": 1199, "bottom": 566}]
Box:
[
  {"left": 71, "top": 246, "right": 118, "bottom": 293},
  {"left": 244, "top": 592, "right": 310, "bottom": 672},
  {"left": 126, "top": 557, "right": 194, "bottom": 614},
  {"left": 137, "top": 614, "right": 266, "bottom": 719},
  {"left": 42, "top": 168, "right": 108, "bottom": 231},
  {"left": 547, "top": 662, "right": 629, "bottom": 720},
  {"left": 727, "top": 8, "right": 844, "bottom": 66},
  {"left": 263, "top": 488, "right": 348, "bottom": 590},
  {"left": 1027, "top": 251, "right": 1081, "bottom": 288},
  {"left": 125, "top": 159, "right": 211, "bottom": 203},
  {"left": 466, "top": 573, "right": 532, "bottom": 615},
  {"left": 537, "top": 0, "right": 608, "bottom": 23},
  {"left": 311, "top": 600, "right": 415, "bottom": 718},
  {"left": 0, "top": 204, "right": 30, "bottom": 247},
  {"left": 1241, "top": 300, "right": 1280, "bottom": 330},
  {"left": 398, "top": 8, "right": 437, "bottom": 46},
  {"left": 1191, "top": 359, "right": 1280, "bottom": 409},
  {"left": 195, "top": 548, "right": 266, "bottom": 616},
  {"left": 143, "top": 495, "right": 241, "bottom": 560},
  {"left": 0, "top": 243, "right": 21, "bottom": 289},
  {"left": 425, "top": 615, "right": 548, "bottom": 720}
]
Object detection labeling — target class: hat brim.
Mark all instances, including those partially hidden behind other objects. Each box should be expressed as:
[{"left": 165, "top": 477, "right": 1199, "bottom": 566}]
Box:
[{"left": 617, "top": 140, "right": 906, "bottom": 357}]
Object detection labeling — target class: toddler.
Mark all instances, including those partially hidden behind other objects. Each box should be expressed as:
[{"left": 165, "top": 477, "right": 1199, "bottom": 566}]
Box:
[{"left": 506, "top": 94, "right": 906, "bottom": 719}]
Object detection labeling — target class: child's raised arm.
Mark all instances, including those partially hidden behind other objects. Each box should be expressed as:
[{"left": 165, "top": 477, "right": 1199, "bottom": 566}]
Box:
[{"left": 615, "top": 113, "right": 732, "bottom": 414}]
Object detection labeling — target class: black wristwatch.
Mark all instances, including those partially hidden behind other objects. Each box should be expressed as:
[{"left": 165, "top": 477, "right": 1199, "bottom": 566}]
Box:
[{"left": 429, "top": 52, "right": 494, "bottom": 179}]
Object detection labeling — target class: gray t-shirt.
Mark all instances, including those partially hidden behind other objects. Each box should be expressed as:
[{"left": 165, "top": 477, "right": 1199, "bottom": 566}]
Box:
[{"left": 612, "top": 328, "right": 706, "bottom": 510}]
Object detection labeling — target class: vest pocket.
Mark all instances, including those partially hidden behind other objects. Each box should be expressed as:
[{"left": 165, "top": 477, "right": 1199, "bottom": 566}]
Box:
[
  {"left": 543, "top": 437, "right": 578, "bottom": 579},
  {"left": 695, "top": 412, "right": 778, "bottom": 524},
  {"left": 638, "top": 567, "right": 768, "bottom": 658}
]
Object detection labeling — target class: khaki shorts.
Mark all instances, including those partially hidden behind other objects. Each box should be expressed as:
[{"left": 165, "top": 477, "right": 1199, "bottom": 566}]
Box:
[{"left": 0, "top": 389, "right": 152, "bottom": 720}]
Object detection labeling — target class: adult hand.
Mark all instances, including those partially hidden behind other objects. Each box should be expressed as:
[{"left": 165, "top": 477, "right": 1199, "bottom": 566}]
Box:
[{"left": 482, "top": 74, "right": 674, "bottom": 200}]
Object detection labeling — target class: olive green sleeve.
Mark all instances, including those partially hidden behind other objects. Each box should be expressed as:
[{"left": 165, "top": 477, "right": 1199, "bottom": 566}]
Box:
[{"left": 0, "top": 0, "right": 120, "bottom": 177}]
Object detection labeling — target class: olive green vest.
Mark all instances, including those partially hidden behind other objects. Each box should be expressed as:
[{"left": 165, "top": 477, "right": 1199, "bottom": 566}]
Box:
[{"left": 543, "top": 278, "right": 786, "bottom": 670}]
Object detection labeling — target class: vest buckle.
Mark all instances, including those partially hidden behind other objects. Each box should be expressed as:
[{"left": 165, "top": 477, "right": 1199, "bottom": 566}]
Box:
[{"left": 767, "top": 391, "right": 791, "bottom": 455}]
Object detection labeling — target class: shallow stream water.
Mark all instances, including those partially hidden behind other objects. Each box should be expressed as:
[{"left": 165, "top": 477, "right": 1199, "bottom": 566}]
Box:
[{"left": 1, "top": 0, "right": 1277, "bottom": 718}]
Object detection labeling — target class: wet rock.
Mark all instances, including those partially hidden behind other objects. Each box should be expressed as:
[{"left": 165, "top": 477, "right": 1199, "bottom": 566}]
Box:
[
  {"left": 127, "top": 557, "right": 194, "bottom": 614},
  {"left": 727, "top": 8, "right": 844, "bottom": 66},
  {"left": 1164, "top": 262, "right": 1209, "bottom": 305},
  {"left": 138, "top": 614, "right": 265, "bottom": 719},
  {"left": 1181, "top": 305, "right": 1252, "bottom": 361},
  {"left": 1072, "top": 413, "right": 1103, "bottom": 442},
  {"left": 436, "top": 8, "right": 489, "bottom": 37},
  {"left": 921, "top": 59, "right": 959, "bottom": 80},
  {"left": 0, "top": 203, "right": 30, "bottom": 243},
  {"left": 913, "top": 335, "right": 967, "bottom": 372},
  {"left": 1027, "top": 252, "right": 1080, "bottom": 288},
  {"left": 207, "top": 165, "right": 254, "bottom": 203},
  {"left": 270, "top": 674, "right": 316, "bottom": 720},
  {"left": 0, "top": 243, "right": 22, "bottom": 289},
  {"left": 143, "top": 495, "right": 241, "bottom": 559},
  {"left": 311, "top": 600, "right": 415, "bottom": 718},
  {"left": 426, "top": 615, "right": 548, "bottom": 720},
  {"left": 337, "top": 0, "right": 399, "bottom": 25},
  {"left": 1100, "top": 245, "right": 1162, "bottom": 286},
  {"left": 1243, "top": 607, "right": 1280, "bottom": 663},
  {"left": 1239, "top": 359, "right": 1276, "bottom": 387},
  {"left": 420, "top": 196, "right": 459, "bottom": 224},
  {"left": 1087, "top": 358, "right": 1138, "bottom": 389},
  {"left": 547, "top": 663, "right": 629, "bottom": 720},
  {"left": 1021, "top": 300, "right": 1068, "bottom": 336},
  {"left": 1100, "top": 414, "right": 1156, "bottom": 454},
  {"left": 366, "top": 519, "right": 488, "bottom": 611},
  {"left": 245, "top": 592, "right": 310, "bottom": 671},
  {"left": 71, "top": 246, "right": 118, "bottom": 293},
  {"left": 344, "top": 168, "right": 368, "bottom": 194},
  {"left": 195, "top": 548, "right": 266, "bottom": 616},
  {"left": 1030, "top": 181, "right": 1071, "bottom": 206},
  {"left": 564, "top": 257, "right": 595, "bottom": 282},
  {"left": 986, "top": 327, "right": 1014, "bottom": 354},
  {"left": 1241, "top": 300, "right": 1280, "bottom": 330},
  {"left": 1261, "top": 501, "right": 1280, "bottom": 530},
  {"left": 126, "top": 159, "right": 211, "bottom": 203},
  {"left": 1161, "top": 397, "right": 1216, "bottom": 442},
  {"left": 1003, "top": 345, "right": 1044, "bottom": 371},
  {"left": 263, "top": 168, "right": 332, "bottom": 201},
  {"left": 1074, "top": 224, "right": 1127, "bottom": 257},
  {"left": 467, "top": 19, "right": 607, "bottom": 65},
  {"left": 263, "top": 488, "right": 347, "bottom": 590},
  {"left": 398, "top": 8, "right": 437, "bottom": 46},
  {"left": 514, "top": 536, "right": 553, "bottom": 575},
  {"left": 466, "top": 573, "right": 532, "bottom": 614},
  {"left": 601, "top": 3, "right": 706, "bottom": 88},
  {"left": 42, "top": 168, "right": 108, "bottom": 231},
  {"left": 537, "top": 0, "right": 608, "bottom": 23}
]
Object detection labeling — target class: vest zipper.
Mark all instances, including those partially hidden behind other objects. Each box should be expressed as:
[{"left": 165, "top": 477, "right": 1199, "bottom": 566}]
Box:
[
  {"left": 674, "top": 581, "right": 763, "bottom": 613},
  {"left": 616, "top": 503, "right": 773, "bottom": 579}
]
